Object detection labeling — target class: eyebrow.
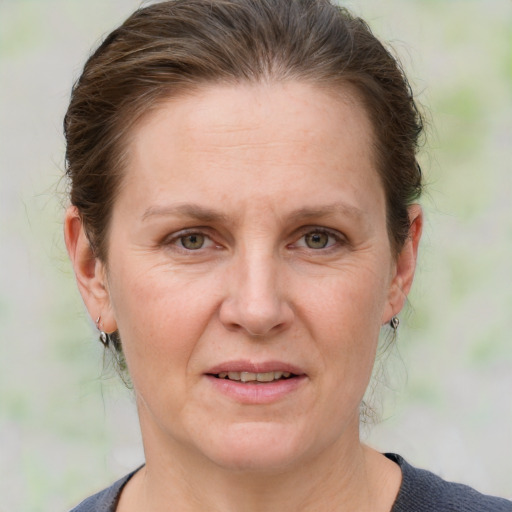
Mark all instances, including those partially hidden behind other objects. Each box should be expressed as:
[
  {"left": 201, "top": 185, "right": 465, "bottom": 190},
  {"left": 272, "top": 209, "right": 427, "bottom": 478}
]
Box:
[
  {"left": 287, "top": 202, "right": 365, "bottom": 222},
  {"left": 141, "top": 203, "right": 229, "bottom": 223},
  {"left": 141, "top": 201, "right": 366, "bottom": 224}
]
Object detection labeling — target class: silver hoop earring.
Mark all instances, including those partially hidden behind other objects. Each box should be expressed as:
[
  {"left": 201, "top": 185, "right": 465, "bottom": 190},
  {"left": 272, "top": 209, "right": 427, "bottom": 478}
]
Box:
[
  {"left": 96, "top": 316, "right": 110, "bottom": 348},
  {"left": 390, "top": 316, "right": 400, "bottom": 332}
]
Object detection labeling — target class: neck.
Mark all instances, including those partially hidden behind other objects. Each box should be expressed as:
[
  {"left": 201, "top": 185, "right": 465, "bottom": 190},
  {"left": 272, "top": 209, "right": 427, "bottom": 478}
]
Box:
[{"left": 119, "top": 415, "right": 401, "bottom": 512}]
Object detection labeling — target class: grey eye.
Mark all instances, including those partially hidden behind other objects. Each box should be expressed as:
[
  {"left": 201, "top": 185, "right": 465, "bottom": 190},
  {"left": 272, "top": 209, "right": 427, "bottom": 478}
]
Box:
[
  {"left": 180, "top": 234, "right": 205, "bottom": 250},
  {"left": 305, "top": 232, "right": 329, "bottom": 249}
]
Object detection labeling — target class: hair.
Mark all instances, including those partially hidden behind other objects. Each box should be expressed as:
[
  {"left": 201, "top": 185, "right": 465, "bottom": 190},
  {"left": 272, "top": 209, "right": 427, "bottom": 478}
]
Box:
[{"left": 64, "top": 0, "right": 424, "bottom": 369}]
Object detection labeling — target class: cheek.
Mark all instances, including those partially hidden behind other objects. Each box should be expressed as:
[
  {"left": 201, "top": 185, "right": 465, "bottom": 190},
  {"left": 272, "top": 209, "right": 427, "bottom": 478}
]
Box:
[
  {"left": 302, "top": 261, "right": 389, "bottom": 338},
  {"left": 106, "top": 262, "right": 223, "bottom": 384},
  {"left": 299, "top": 264, "right": 390, "bottom": 388}
]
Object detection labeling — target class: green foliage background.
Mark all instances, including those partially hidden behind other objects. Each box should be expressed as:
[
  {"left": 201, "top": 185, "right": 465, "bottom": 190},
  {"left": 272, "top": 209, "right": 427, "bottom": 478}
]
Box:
[{"left": 0, "top": 0, "right": 511, "bottom": 510}]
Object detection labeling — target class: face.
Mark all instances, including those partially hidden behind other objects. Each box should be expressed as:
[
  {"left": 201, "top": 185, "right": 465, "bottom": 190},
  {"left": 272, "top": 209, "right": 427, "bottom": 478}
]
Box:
[{"left": 76, "top": 82, "right": 416, "bottom": 472}]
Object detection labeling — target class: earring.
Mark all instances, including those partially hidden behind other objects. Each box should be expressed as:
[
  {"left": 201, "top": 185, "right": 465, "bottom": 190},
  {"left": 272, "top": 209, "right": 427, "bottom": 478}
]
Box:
[
  {"left": 389, "top": 316, "right": 400, "bottom": 332},
  {"left": 96, "top": 316, "right": 110, "bottom": 348}
]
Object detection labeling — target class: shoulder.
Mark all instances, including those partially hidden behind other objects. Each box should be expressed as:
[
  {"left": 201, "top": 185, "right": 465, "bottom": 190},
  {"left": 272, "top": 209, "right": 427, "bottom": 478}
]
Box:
[
  {"left": 387, "top": 454, "right": 512, "bottom": 512},
  {"left": 68, "top": 469, "right": 139, "bottom": 512}
]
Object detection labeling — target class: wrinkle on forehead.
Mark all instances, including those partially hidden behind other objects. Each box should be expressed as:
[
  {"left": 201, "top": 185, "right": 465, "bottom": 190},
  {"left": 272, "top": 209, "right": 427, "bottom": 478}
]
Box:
[{"left": 119, "top": 81, "right": 385, "bottom": 238}]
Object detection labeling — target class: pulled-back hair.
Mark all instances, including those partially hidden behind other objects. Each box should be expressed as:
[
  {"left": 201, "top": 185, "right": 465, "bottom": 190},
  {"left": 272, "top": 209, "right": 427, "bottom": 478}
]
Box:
[{"left": 65, "top": 0, "right": 423, "bottom": 265}]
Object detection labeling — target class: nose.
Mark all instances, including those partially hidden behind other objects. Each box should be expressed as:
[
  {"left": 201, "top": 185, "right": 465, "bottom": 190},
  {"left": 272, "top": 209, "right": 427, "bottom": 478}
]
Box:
[{"left": 219, "top": 251, "right": 294, "bottom": 337}]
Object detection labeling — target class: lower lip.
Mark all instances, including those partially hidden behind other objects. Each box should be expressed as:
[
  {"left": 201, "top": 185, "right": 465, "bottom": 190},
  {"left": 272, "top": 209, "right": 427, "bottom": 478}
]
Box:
[{"left": 205, "top": 375, "right": 306, "bottom": 404}]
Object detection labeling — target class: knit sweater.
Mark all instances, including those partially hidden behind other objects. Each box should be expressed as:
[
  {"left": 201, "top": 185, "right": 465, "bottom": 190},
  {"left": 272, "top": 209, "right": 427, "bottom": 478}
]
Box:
[{"left": 69, "top": 454, "right": 512, "bottom": 511}]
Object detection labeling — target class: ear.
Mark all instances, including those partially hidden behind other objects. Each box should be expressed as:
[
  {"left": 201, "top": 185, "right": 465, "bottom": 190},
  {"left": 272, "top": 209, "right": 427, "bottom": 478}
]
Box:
[
  {"left": 64, "top": 206, "right": 117, "bottom": 333},
  {"left": 382, "top": 204, "right": 423, "bottom": 324}
]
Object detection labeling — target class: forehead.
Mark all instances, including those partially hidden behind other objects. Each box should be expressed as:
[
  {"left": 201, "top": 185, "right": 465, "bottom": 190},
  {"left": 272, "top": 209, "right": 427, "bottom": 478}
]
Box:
[
  {"left": 120, "top": 81, "right": 384, "bottom": 221},
  {"left": 132, "top": 81, "right": 374, "bottom": 152}
]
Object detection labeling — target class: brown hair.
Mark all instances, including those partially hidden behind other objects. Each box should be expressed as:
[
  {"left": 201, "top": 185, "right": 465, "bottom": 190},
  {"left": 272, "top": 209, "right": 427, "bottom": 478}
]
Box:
[
  {"left": 65, "top": 0, "right": 423, "bottom": 264},
  {"left": 65, "top": 0, "right": 423, "bottom": 374}
]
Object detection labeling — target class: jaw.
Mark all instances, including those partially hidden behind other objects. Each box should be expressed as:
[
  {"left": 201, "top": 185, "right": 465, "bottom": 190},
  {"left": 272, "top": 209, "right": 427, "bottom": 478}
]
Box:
[
  {"left": 138, "top": 380, "right": 362, "bottom": 474},
  {"left": 136, "top": 406, "right": 370, "bottom": 512}
]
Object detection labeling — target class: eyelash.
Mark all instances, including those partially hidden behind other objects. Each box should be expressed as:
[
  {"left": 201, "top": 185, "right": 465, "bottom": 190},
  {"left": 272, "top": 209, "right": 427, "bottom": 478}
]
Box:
[
  {"left": 164, "top": 229, "right": 218, "bottom": 252},
  {"left": 163, "top": 227, "right": 346, "bottom": 253},
  {"left": 291, "top": 227, "right": 346, "bottom": 252}
]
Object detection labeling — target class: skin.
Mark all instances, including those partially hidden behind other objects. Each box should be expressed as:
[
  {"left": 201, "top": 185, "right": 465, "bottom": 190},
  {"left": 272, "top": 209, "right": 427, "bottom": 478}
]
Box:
[{"left": 65, "top": 82, "right": 422, "bottom": 511}]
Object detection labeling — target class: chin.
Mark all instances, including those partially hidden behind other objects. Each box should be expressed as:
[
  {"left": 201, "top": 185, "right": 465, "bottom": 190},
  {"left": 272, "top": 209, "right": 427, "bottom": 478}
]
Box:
[{"left": 200, "top": 421, "right": 310, "bottom": 473}]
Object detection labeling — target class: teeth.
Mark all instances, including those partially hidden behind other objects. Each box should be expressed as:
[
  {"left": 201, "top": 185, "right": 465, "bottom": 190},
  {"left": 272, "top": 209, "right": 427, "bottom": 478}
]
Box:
[
  {"left": 256, "top": 372, "right": 275, "bottom": 382},
  {"left": 216, "top": 371, "right": 293, "bottom": 382}
]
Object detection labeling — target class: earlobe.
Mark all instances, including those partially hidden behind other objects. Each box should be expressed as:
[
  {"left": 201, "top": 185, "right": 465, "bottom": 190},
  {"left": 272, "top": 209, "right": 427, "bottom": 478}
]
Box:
[
  {"left": 64, "top": 206, "right": 117, "bottom": 333},
  {"left": 382, "top": 204, "right": 423, "bottom": 323}
]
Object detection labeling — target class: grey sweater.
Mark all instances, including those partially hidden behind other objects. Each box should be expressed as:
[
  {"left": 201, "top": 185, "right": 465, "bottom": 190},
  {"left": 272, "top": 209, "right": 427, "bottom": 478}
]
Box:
[{"left": 69, "top": 454, "right": 512, "bottom": 511}]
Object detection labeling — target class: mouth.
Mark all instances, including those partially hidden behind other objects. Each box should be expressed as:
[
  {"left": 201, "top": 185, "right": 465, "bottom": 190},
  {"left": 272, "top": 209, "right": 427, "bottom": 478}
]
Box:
[
  {"left": 211, "top": 371, "right": 296, "bottom": 383},
  {"left": 205, "top": 362, "right": 305, "bottom": 402}
]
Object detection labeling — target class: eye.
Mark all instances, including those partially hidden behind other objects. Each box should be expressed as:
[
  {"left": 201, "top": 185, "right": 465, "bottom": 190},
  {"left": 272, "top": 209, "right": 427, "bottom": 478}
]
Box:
[
  {"left": 293, "top": 228, "right": 343, "bottom": 250},
  {"left": 164, "top": 230, "right": 218, "bottom": 251},
  {"left": 162, "top": 229, "right": 222, "bottom": 255},
  {"left": 305, "top": 232, "right": 330, "bottom": 249},
  {"left": 179, "top": 233, "right": 207, "bottom": 250}
]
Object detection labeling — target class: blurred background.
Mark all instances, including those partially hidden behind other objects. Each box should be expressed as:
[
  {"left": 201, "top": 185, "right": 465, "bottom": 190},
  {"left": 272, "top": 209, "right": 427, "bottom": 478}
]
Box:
[{"left": 0, "top": 0, "right": 511, "bottom": 510}]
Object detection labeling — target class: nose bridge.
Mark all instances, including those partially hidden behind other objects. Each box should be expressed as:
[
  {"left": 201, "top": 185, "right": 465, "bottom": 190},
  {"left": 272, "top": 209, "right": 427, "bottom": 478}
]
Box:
[
  {"left": 220, "top": 241, "right": 292, "bottom": 337},
  {"left": 241, "top": 247, "right": 279, "bottom": 309}
]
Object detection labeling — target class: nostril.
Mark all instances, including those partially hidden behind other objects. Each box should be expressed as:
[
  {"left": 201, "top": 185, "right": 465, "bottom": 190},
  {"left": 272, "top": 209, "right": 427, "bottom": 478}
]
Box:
[{"left": 221, "top": 307, "right": 291, "bottom": 338}]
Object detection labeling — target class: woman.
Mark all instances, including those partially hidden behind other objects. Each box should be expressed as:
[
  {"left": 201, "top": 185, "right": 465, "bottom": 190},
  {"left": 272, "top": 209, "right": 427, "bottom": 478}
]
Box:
[{"left": 64, "top": 0, "right": 512, "bottom": 510}]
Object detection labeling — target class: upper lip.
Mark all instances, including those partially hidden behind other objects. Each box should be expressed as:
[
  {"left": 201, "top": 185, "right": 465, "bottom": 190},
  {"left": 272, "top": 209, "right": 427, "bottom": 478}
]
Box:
[{"left": 206, "top": 360, "right": 306, "bottom": 376}]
